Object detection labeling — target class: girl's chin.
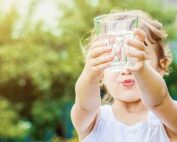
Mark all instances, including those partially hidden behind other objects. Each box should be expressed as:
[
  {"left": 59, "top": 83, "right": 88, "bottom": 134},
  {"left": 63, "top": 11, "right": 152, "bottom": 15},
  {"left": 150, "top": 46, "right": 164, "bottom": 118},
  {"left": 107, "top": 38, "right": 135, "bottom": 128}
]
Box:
[
  {"left": 123, "top": 98, "right": 141, "bottom": 103},
  {"left": 114, "top": 95, "right": 140, "bottom": 102}
]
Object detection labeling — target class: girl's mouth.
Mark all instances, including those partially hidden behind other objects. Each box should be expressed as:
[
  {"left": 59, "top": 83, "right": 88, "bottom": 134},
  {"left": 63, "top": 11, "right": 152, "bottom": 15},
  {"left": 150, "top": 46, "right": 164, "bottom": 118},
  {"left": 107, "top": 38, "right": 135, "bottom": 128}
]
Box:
[{"left": 121, "top": 79, "right": 135, "bottom": 88}]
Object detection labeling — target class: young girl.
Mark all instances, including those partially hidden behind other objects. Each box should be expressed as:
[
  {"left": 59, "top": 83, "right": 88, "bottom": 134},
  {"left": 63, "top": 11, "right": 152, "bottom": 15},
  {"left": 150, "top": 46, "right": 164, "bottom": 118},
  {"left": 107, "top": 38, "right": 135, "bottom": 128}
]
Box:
[{"left": 71, "top": 10, "right": 177, "bottom": 142}]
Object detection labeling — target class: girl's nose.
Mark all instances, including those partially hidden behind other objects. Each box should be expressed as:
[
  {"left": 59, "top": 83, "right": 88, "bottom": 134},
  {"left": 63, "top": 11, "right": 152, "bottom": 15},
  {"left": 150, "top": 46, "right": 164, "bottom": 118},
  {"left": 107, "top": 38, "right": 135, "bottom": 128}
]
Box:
[{"left": 121, "top": 69, "right": 132, "bottom": 75}]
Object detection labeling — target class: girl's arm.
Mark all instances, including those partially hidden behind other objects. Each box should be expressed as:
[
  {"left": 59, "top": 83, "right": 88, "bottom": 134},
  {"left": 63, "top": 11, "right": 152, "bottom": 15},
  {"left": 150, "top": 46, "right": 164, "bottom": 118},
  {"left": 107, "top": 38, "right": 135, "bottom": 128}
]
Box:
[
  {"left": 71, "top": 70, "right": 102, "bottom": 140},
  {"left": 134, "top": 62, "right": 167, "bottom": 107},
  {"left": 71, "top": 37, "right": 113, "bottom": 140},
  {"left": 135, "top": 62, "right": 177, "bottom": 135},
  {"left": 127, "top": 29, "right": 177, "bottom": 136}
]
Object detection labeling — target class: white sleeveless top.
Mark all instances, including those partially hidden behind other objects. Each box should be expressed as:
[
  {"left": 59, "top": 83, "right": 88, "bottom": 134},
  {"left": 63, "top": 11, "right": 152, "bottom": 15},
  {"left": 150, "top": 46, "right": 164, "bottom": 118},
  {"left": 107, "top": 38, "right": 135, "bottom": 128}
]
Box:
[{"left": 82, "top": 105, "right": 170, "bottom": 142}]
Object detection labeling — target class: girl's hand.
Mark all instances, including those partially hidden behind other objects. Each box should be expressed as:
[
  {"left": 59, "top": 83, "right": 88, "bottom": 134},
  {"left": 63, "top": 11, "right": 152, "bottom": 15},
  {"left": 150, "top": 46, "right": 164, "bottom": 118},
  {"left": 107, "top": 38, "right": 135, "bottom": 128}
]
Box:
[
  {"left": 126, "top": 28, "right": 149, "bottom": 72},
  {"left": 83, "top": 36, "right": 114, "bottom": 83}
]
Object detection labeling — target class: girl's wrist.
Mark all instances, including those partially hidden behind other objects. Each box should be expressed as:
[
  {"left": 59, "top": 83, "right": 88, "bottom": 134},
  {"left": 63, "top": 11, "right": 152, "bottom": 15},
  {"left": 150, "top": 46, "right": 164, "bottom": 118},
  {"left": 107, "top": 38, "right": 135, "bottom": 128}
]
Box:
[
  {"left": 133, "top": 61, "right": 150, "bottom": 78},
  {"left": 82, "top": 66, "right": 100, "bottom": 84}
]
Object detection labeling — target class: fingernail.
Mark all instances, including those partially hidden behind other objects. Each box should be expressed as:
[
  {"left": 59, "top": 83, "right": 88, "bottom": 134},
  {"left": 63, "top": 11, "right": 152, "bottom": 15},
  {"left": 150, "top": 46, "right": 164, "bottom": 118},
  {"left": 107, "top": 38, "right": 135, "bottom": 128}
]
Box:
[
  {"left": 126, "top": 39, "right": 130, "bottom": 44},
  {"left": 105, "top": 46, "right": 111, "bottom": 52},
  {"left": 106, "top": 45, "right": 112, "bottom": 49},
  {"left": 125, "top": 50, "right": 128, "bottom": 54},
  {"left": 125, "top": 51, "right": 129, "bottom": 56},
  {"left": 133, "top": 28, "right": 138, "bottom": 32}
]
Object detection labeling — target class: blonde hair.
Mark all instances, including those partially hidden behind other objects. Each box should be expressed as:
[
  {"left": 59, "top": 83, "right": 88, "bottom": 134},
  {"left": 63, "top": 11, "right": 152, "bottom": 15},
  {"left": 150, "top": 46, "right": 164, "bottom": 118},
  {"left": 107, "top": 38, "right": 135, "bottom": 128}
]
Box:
[{"left": 82, "top": 9, "right": 172, "bottom": 104}]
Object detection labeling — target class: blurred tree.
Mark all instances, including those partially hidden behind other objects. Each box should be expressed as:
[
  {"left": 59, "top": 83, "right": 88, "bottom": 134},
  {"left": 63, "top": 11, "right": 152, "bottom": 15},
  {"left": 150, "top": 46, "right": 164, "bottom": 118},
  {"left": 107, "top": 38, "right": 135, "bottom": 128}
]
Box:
[
  {"left": 0, "top": 97, "right": 30, "bottom": 140},
  {"left": 0, "top": 0, "right": 76, "bottom": 140}
]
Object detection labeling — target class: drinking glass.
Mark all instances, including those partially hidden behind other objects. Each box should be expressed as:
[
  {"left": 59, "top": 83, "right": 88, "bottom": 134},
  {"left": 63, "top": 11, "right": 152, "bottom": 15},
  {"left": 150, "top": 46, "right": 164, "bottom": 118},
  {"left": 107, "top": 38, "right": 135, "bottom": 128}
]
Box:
[{"left": 94, "top": 14, "right": 138, "bottom": 72}]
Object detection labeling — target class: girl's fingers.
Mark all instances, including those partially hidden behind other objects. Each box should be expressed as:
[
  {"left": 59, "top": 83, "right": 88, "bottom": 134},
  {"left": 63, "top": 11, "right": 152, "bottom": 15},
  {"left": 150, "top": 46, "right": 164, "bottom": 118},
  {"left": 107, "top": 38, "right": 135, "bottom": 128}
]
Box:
[
  {"left": 127, "top": 38, "right": 145, "bottom": 51},
  {"left": 91, "top": 62, "right": 112, "bottom": 71},
  {"left": 88, "top": 45, "right": 112, "bottom": 58},
  {"left": 91, "top": 34, "right": 106, "bottom": 43},
  {"left": 90, "top": 34, "right": 116, "bottom": 49},
  {"left": 90, "top": 40, "right": 107, "bottom": 50},
  {"left": 126, "top": 62, "right": 144, "bottom": 72},
  {"left": 91, "top": 54, "right": 114, "bottom": 66},
  {"left": 88, "top": 35, "right": 117, "bottom": 58},
  {"left": 91, "top": 34, "right": 116, "bottom": 43},
  {"left": 134, "top": 28, "right": 146, "bottom": 42},
  {"left": 126, "top": 49, "right": 148, "bottom": 60}
]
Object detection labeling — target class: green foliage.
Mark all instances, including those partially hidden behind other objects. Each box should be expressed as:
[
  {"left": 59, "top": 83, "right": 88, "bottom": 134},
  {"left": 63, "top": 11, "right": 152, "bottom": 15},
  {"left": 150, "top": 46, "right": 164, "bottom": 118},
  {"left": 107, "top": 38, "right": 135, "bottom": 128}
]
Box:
[
  {"left": 0, "top": 97, "right": 30, "bottom": 138},
  {"left": 0, "top": 1, "right": 75, "bottom": 140},
  {"left": 0, "top": 43, "right": 58, "bottom": 87}
]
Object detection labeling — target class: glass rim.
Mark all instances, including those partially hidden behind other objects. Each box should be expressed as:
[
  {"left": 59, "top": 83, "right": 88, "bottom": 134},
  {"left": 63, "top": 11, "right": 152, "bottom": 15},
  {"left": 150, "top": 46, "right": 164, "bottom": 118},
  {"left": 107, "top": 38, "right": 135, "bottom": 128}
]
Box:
[{"left": 94, "top": 13, "right": 138, "bottom": 23}]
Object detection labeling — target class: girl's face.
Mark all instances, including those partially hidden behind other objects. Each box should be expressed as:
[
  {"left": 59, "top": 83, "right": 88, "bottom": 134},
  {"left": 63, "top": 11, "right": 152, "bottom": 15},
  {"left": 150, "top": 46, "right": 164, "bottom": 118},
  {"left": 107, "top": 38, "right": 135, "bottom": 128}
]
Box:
[{"left": 103, "top": 41, "right": 159, "bottom": 102}]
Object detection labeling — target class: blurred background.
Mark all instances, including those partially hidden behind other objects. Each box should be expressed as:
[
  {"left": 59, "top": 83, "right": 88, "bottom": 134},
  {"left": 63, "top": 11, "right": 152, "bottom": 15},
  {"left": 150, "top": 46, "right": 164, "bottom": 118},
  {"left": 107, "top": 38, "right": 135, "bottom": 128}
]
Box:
[{"left": 0, "top": 0, "right": 176, "bottom": 141}]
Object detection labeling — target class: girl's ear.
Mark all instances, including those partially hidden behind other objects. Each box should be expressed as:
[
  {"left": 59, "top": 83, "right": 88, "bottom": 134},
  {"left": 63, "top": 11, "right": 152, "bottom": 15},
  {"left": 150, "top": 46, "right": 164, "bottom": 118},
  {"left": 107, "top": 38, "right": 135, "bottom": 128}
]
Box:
[{"left": 158, "top": 59, "right": 166, "bottom": 76}]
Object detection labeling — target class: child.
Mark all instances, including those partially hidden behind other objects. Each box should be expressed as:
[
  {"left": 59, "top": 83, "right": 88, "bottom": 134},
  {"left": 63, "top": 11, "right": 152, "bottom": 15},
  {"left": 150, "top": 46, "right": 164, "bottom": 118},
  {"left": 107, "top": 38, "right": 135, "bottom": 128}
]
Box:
[{"left": 71, "top": 10, "right": 177, "bottom": 142}]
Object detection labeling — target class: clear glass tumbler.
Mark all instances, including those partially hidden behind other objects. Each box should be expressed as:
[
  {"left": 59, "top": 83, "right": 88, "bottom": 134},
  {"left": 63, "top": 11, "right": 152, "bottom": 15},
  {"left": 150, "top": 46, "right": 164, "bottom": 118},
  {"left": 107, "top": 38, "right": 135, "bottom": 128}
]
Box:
[{"left": 94, "top": 14, "right": 138, "bottom": 72}]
